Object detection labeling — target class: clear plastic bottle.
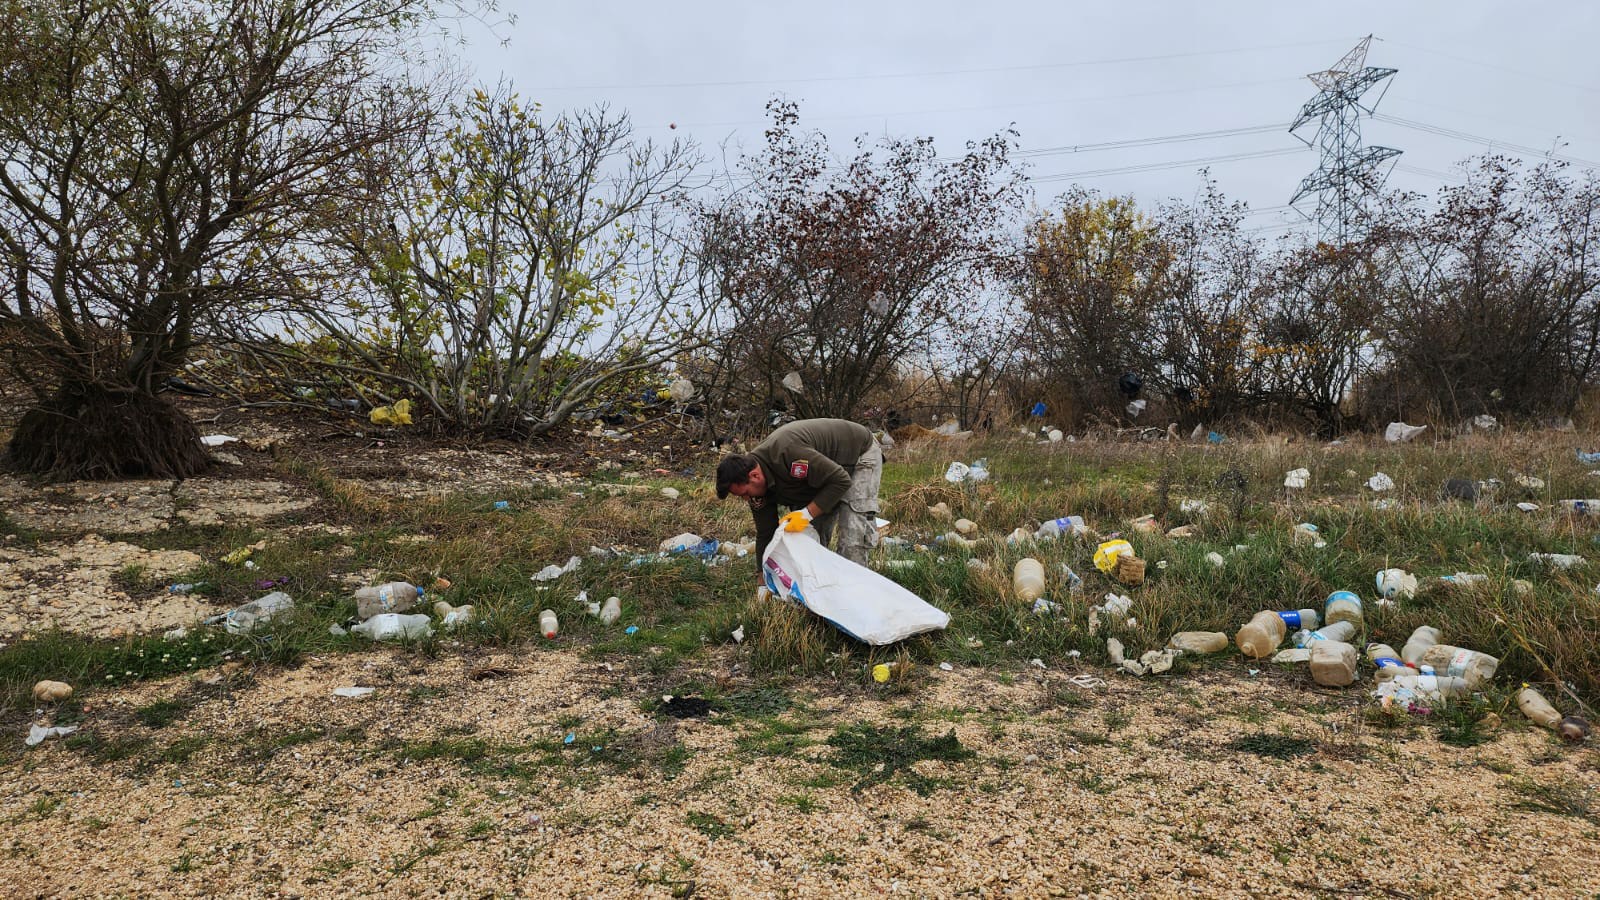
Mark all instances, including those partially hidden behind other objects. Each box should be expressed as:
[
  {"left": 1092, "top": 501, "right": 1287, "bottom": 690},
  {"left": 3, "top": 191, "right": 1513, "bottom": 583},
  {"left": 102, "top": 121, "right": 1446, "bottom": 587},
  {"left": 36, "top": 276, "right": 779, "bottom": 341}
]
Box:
[
  {"left": 1400, "top": 625, "right": 1441, "bottom": 665},
  {"left": 350, "top": 612, "right": 432, "bottom": 641},
  {"left": 1035, "top": 516, "right": 1086, "bottom": 540},
  {"left": 354, "top": 581, "right": 423, "bottom": 620},
  {"left": 1365, "top": 643, "right": 1411, "bottom": 680},
  {"left": 1277, "top": 609, "right": 1320, "bottom": 630},
  {"left": 1296, "top": 620, "right": 1357, "bottom": 647},
  {"left": 1419, "top": 645, "right": 1500, "bottom": 690},
  {"left": 1517, "top": 686, "right": 1561, "bottom": 728},
  {"left": 539, "top": 609, "right": 559, "bottom": 639},
  {"left": 1013, "top": 558, "right": 1046, "bottom": 601},
  {"left": 599, "top": 596, "right": 622, "bottom": 625},
  {"left": 1324, "top": 590, "right": 1364, "bottom": 628},
  {"left": 222, "top": 591, "right": 295, "bottom": 635},
  {"left": 1309, "top": 640, "right": 1358, "bottom": 686},
  {"left": 1237, "top": 610, "right": 1287, "bottom": 658}
]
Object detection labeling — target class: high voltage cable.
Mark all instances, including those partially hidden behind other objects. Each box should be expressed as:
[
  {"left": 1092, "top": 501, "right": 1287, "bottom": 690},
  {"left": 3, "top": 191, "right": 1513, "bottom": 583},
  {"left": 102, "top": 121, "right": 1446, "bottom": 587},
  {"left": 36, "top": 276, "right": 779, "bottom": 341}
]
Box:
[
  {"left": 529, "top": 37, "right": 1356, "bottom": 92},
  {"left": 1373, "top": 113, "right": 1600, "bottom": 168},
  {"left": 1016, "top": 124, "right": 1287, "bottom": 159},
  {"left": 1380, "top": 39, "right": 1600, "bottom": 95},
  {"left": 1030, "top": 147, "right": 1308, "bottom": 183}
]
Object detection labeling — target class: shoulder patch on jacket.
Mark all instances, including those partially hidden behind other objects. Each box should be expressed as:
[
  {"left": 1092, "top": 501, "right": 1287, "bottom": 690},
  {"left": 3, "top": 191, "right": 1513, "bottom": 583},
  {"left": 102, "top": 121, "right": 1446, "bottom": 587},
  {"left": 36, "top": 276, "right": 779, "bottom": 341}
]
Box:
[{"left": 790, "top": 460, "right": 809, "bottom": 479}]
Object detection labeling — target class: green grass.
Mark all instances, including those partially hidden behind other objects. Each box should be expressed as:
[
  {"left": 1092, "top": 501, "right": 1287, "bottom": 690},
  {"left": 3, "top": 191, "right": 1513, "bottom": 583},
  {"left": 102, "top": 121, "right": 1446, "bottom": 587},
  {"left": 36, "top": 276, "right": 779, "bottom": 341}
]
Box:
[{"left": 1504, "top": 775, "right": 1597, "bottom": 822}]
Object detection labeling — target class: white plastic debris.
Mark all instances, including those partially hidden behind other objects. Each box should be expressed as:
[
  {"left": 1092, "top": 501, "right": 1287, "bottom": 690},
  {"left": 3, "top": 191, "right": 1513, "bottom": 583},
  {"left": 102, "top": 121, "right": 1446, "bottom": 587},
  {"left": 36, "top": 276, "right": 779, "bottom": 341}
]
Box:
[
  {"left": 200, "top": 434, "right": 239, "bottom": 447},
  {"left": 781, "top": 371, "right": 803, "bottom": 393},
  {"left": 328, "top": 623, "right": 347, "bottom": 636},
  {"left": 943, "top": 461, "right": 970, "bottom": 483},
  {"left": 1292, "top": 522, "right": 1327, "bottom": 549},
  {"left": 350, "top": 613, "right": 433, "bottom": 641},
  {"left": 660, "top": 487, "right": 681, "bottom": 500},
  {"left": 1529, "top": 552, "right": 1586, "bottom": 570},
  {"left": 211, "top": 591, "right": 294, "bottom": 635},
  {"left": 1471, "top": 414, "right": 1499, "bottom": 432},
  {"left": 731, "top": 625, "right": 745, "bottom": 644},
  {"left": 1372, "top": 498, "right": 1399, "bottom": 510},
  {"left": 1047, "top": 429, "right": 1064, "bottom": 443},
  {"left": 532, "top": 556, "right": 582, "bottom": 581},
  {"left": 1375, "top": 568, "right": 1419, "bottom": 601},
  {"left": 1385, "top": 422, "right": 1428, "bottom": 443},
  {"left": 1205, "top": 551, "right": 1226, "bottom": 568},
  {"left": 163, "top": 626, "right": 189, "bottom": 641},
  {"left": 25, "top": 725, "right": 79, "bottom": 747},
  {"left": 1139, "top": 649, "right": 1180, "bottom": 675},
  {"left": 1367, "top": 472, "right": 1395, "bottom": 492},
  {"left": 333, "top": 687, "right": 375, "bottom": 698},
  {"left": 1126, "top": 399, "right": 1147, "bottom": 418},
  {"left": 1514, "top": 501, "right": 1538, "bottom": 512},
  {"left": 1514, "top": 475, "right": 1545, "bottom": 490},
  {"left": 938, "top": 662, "right": 953, "bottom": 672},
  {"left": 1179, "top": 499, "right": 1209, "bottom": 516},
  {"left": 668, "top": 378, "right": 696, "bottom": 403},
  {"left": 1283, "top": 468, "right": 1310, "bottom": 489},
  {"left": 1272, "top": 648, "right": 1311, "bottom": 664}
]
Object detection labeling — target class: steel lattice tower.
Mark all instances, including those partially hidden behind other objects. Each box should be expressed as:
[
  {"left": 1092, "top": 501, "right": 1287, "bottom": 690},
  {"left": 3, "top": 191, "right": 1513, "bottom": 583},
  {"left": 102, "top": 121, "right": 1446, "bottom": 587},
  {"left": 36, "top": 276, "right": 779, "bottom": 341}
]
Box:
[{"left": 1288, "top": 36, "right": 1401, "bottom": 244}]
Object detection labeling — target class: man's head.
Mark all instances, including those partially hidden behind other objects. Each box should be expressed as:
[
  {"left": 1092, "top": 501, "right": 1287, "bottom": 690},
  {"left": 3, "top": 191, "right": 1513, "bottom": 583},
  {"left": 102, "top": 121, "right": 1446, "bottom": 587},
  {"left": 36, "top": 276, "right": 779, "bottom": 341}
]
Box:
[{"left": 716, "top": 454, "right": 766, "bottom": 500}]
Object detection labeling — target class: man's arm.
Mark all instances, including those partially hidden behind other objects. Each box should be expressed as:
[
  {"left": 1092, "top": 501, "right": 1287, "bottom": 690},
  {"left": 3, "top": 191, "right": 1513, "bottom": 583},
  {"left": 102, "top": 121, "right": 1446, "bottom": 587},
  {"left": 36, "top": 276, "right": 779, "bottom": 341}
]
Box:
[
  {"left": 804, "top": 451, "right": 852, "bottom": 514},
  {"left": 751, "top": 498, "right": 779, "bottom": 576}
]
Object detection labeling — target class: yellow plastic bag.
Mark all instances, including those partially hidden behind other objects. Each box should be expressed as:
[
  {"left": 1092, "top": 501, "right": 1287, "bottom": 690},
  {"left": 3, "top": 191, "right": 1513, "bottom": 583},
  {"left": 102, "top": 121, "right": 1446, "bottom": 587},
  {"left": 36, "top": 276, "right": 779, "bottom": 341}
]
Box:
[
  {"left": 1093, "top": 539, "right": 1134, "bottom": 574},
  {"left": 369, "top": 398, "right": 413, "bottom": 426}
]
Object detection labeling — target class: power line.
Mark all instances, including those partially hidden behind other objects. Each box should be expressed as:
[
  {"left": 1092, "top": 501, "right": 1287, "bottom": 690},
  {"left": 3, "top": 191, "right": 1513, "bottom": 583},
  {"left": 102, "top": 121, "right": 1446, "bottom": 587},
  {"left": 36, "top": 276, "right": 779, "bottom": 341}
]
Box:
[
  {"left": 1380, "top": 39, "right": 1600, "bottom": 96},
  {"left": 530, "top": 37, "right": 1357, "bottom": 92},
  {"left": 1030, "top": 147, "right": 1308, "bottom": 183},
  {"left": 1017, "top": 124, "right": 1287, "bottom": 159},
  {"left": 1372, "top": 113, "right": 1600, "bottom": 169}
]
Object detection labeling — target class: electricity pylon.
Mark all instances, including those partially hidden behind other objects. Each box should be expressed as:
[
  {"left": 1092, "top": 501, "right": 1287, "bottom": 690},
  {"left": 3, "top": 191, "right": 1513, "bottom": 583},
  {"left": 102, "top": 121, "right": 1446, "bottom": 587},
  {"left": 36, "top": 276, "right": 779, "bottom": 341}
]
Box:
[{"left": 1288, "top": 36, "right": 1401, "bottom": 244}]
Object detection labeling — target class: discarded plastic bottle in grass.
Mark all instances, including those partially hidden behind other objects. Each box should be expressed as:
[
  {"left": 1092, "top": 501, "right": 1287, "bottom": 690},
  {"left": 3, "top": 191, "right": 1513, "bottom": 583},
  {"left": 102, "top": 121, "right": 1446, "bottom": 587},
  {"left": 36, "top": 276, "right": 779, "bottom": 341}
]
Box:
[
  {"left": 1401, "top": 626, "right": 1442, "bottom": 665},
  {"left": 1277, "top": 608, "right": 1320, "bottom": 630},
  {"left": 1012, "top": 558, "right": 1046, "bottom": 601},
  {"left": 1375, "top": 568, "right": 1418, "bottom": 601},
  {"left": 1167, "top": 631, "right": 1228, "bottom": 654},
  {"left": 1237, "top": 610, "right": 1287, "bottom": 658},
  {"left": 1324, "top": 591, "right": 1363, "bottom": 628},
  {"left": 1376, "top": 673, "right": 1470, "bottom": 707},
  {"left": 1295, "top": 620, "right": 1356, "bottom": 647},
  {"left": 599, "top": 596, "right": 622, "bottom": 625},
  {"left": 1366, "top": 643, "right": 1411, "bottom": 680},
  {"left": 217, "top": 591, "right": 295, "bottom": 635},
  {"left": 1518, "top": 686, "right": 1561, "bottom": 728},
  {"left": 1419, "top": 645, "right": 1500, "bottom": 690},
  {"left": 539, "top": 609, "right": 559, "bottom": 639},
  {"left": 351, "top": 613, "right": 432, "bottom": 641},
  {"left": 1309, "top": 640, "right": 1358, "bottom": 687},
  {"left": 1035, "top": 516, "right": 1085, "bottom": 541},
  {"left": 354, "top": 581, "right": 423, "bottom": 620}
]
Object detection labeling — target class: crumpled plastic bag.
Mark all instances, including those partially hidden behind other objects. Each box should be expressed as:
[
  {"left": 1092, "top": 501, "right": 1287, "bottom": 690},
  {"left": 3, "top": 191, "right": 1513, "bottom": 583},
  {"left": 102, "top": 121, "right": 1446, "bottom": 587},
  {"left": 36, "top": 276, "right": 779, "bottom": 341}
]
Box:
[
  {"left": 1093, "top": 539, "right": 1134, "bottom": 574},
  {"left": 1384, "top": 422, "right": 1426, "bottom": 443},
  {"left": 1284, "top": 468, "right": 1310, "bottom": 489},
  {"left": 25, "top": 724, "right": 78, "bottom": 747},
  {"left": 532, "top": 556, "right": 581, "bottom": 581},
  {"left": 370, "top": 399, "right": 413, "bottom": 426},
  {"left": 1367, "top": 472, "right": 1395, "bottom": 492}
]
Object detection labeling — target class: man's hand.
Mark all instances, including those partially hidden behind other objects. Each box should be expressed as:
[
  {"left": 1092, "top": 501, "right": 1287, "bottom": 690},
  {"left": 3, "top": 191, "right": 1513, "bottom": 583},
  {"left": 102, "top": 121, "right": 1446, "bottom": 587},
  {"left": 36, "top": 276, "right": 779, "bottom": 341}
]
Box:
[{"left": 780, "top": 509, "right": 814, "bottom": 533}]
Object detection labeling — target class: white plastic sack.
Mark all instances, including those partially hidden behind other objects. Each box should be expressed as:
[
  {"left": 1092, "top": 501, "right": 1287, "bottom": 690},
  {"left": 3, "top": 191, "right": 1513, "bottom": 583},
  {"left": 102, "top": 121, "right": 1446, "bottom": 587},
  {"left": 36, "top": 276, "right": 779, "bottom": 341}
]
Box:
[
  {"left": 761, "top": 530, "right": 949, "bottom": 645},
  {"left": 1284, "top": 468, "right": 1310, "bottom": 489},
  {"left": 1367, "top": 472, "right": 1395, "bottom": 492},
  {"left": 1385, "top": 422, "right": 1427, "bottom": 443},
  {"left": 781, "top": 371, "right": 803, "bottom": 393}
]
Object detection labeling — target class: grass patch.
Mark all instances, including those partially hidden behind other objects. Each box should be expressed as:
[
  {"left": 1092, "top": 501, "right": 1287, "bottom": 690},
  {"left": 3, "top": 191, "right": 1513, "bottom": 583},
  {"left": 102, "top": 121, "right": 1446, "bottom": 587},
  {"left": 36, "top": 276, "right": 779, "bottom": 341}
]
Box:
[
  {"left": 1229, "top": 733, "right": 1316, "bottom": 759},
  {"left": 1435, "top": 701, "right": 1496, "bottom": 748},
  {"left": 1504, "top": 775, "right": 1596, "bottom": 822},
  {"left": 685, "top": 810, "right": 736, "bottom": 840},
  {"left": 824, "top": 722, "right": 975, "bottom": 795}
]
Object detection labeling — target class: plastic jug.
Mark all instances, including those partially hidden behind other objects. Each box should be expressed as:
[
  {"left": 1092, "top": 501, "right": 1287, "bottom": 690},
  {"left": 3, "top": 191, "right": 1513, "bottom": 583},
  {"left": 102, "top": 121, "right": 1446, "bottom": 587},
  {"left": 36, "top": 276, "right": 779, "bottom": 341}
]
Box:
[
  {"left": 1419, "top": 645, "right": 1500, "bottom": 690},
  {"left": 1296, "top": 620, "right": 1356, "bottom": 647},
  {"left": 354, "top": 581, "right": 423, "bottom": 620},
  {"left": 1237, "top": 610, "right": 1287, "bottom": 658},
  {"left": 1012, "top": 558, "right": 1046, "bottom": 601},
  {"left": 1517, "top": 686, "right": 1561, "bottom": 728},
  {"left": 600, "top": 596, "right": 622, "bottom": 625},
  {"left": 1309, "top": 640, "right": 1358, "bottom": 687},
  {"left": 1324, "top": 591, "right": 1363, "bottom": 628},
  {"left": 539, "top": 609, "right": 559, "bottom": 639},
  {"left": 1401, "top": 625, "right": 1441, "bottom": 665},
  {"left": 1167, "top": 631, "right": 1229, "bottom": 654},
  {"left": 1365, "top": 643, "right": 1410, "bottom": 680}
]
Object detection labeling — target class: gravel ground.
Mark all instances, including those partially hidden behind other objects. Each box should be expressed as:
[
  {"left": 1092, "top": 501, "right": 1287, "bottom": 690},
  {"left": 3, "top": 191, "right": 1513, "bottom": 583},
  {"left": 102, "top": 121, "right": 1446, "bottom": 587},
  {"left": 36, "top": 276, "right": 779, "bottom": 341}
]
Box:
[{"left": 3, "top": 647, "right": 1595, "bottom": 899}]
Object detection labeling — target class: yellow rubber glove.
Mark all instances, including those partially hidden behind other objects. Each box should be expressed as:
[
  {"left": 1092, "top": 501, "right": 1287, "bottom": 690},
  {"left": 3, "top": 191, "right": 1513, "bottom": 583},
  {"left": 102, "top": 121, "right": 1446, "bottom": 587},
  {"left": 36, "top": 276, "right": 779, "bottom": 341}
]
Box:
[{"left": 780, "top": 509, "right": 814, "bottom": 533}]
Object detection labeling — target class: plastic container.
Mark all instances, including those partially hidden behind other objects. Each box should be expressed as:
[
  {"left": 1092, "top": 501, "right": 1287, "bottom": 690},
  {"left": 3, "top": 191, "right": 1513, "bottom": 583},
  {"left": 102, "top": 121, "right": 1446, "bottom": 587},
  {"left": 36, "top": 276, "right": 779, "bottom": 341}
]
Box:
[
  {"left": 1309, "top": 640, "right": 1359, "bottom": 686},
  {"left": 1296, "top": 620, "right": 1357, "bottom": 647},
  {"left": 1237, "top": 610, "right": 1287, "bottom": 658},
  {"left": 1375, "top": 569, "right": 1419, "bottom": 600},
  {"left": 1035, "top": 515, "right": 1086, "bottom": 541},
  {"left": 1419, "top": 644, "right": 1500, "bottom": 690},
  {"left": 600, "top": 596, "right": 622, "bottom": 625},
  {"left": 354, "top": 581, "right": 423, "bottom": 620},
  {"left": 1167, "top": 631, "right": 1229, "bottom": 654},
  {"left": 1379, "top": 672, "right": 1471, "bottom": 704},
  {"left": 1277, "top": 608, "right": 1320, "bottom": 630},
  {"left": 538, "top": 609, "right": 559, "bottom": 639},
  {"left": 351, "top": 612, "right": 432, "bottom": 641},
  {"left": 954, "top": 518, "right": 978, "bottom": 535},
  {"left": 1401, "top": 625, "right": 1441, "bottom": 665},
  {"left": 1517, "top": 686, "right": 1561, "bottom": 728},
  {"left": 1012, "top": 558, "right": 1046, "bottom": 601},
  {"left": 1365, "top": 643, "right": 1411, "bottom": 680},
  {"left": 222, "top": 591, "right": 295, "bottom": 635},
  {"left": 1324, "top": 591, "right": 1363, "bottom": 628}
]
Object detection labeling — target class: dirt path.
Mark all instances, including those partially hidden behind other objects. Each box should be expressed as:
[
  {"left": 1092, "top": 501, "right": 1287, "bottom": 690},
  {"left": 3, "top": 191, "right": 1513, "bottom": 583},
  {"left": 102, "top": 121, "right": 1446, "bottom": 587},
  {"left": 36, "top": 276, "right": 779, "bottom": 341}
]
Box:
[{"left": 3, "top": 647, "right": 1595, "bottom": 898}]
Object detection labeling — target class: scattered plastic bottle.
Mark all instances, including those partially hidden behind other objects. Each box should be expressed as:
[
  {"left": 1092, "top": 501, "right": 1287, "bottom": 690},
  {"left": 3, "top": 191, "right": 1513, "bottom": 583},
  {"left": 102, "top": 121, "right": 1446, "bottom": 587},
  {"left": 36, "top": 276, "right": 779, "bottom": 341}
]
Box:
[
  {"left": 1309, "top": 640, "right": 1358, "bottom": 686},
  {"left": 599, "top": 596, "right": 622, "bottom": 625},
  {"left": 1237, "top": 610, "right": 1287, "bottom": 658},
  {"left": 168, "top": 582, "right": 204, "bottom": 595},
  {"left": 1324, "top": 590, "right": 1363, "bottom": 628},
  {"left": 1365, "top": 643, "right": 1411, "bottom": 680},
  {"left": 354, "top": 581, "right": 424, "bottom": 620},
  {"left": 1376, "top": 672, "right": 1471, "bottom": 706},
  {"left": 1035, "top": 516, "right": 1086, "bottom": 540},
  {"left": 219, "top": 592, "right": 295, "bottom": 635},
  {"left": 1295, "top": 620, "right": 1357, "bottom": 647},
  {"left": 1419, "top": 645, "right": 1500, "bottom": 690},
  {"left": 1012, "top": 558, "right": 1046, "bottom": 601},
  {"left": 350, "top": 612, "right": 432, "bottom": 641},
  {"left": 1167, "top": 631, "right": 1229, "bottom": 654},
  {"left": 1517, "top": 686, "right": 1561, "bottom": 728},
  {"left": 539, "top": 609, "right": 559, "bottom": 639},
  {"left": 1277, "top": 608, "right": 1320, "bottom": 630},
  {"left": 1401, "top": 625, "right": 1441, "bottom": 666}
]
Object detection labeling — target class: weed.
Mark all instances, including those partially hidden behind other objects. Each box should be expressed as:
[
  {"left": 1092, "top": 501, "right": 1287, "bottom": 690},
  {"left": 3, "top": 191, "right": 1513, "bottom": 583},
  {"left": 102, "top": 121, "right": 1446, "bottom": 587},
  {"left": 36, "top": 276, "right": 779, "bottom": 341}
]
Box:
[
  {"left": 1435, "top": 701, "right": 1495, "bottom": 748},
  {"left": 1504, "top": 776, "right": 1596, "bottom": 822},
  {"left": 170, "top": 852, "right": 200, "bottom": 874},
  {"left": 135, "top": 698, "right": 190, "bottom": 729},
  {"left": 776, "top": 793, "right": 821, "bottom": 814},
  {"left": 1229, "top": 733, "right": 1316, "bottom": 759},
  {"left": 824, "top": 723, "right": 975, "bottom": 796},
  {"left": 685, "top": 811, "right": 735, "bottom": 840}
]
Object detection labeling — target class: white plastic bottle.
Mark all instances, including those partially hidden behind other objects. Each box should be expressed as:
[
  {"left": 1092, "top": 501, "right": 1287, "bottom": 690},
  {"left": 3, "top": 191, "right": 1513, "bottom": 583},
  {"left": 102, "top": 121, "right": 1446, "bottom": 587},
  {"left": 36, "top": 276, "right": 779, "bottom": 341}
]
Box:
[
  {"left": 222, "top": 591, "right": 295, "bottom": 635},
  {"left": 1297, "top": 620, "right": 1357, "bottom": 647},
  {"left": 1013, "top": 558, "right": 1046, "bottom": 601},
  {"left": 1035, "top": 516, "right": 1086, "bottom": 541},
  {"left": 1517, "top": 686, "right": 1561, "bottom": 728},
  {"left": 1365, "top": 643, "right": 1410, "bottom": 680},
  {"left": 599, "top": 596, "right": 622, "bottom": 625},
  {"left": 1277, "top": 609, "right": 1320, "bottom": 630},
  {"left": 351, "top": 612, "right": 433, "bottom": 641},
  {"left": 354, "top": 581, "right": 424, "bottom": 620},
  {"left": 1400, "top": 625, "right": 1441, "bottom": 665},
  {"left": 1309, "top": 640, "right": 1359, "bottom": 686},
  {"left": 1419, "top": 645, "right": 1500, "bottom": 690},
  {"left": 1324, "top": 591, "right": 1363, "bottom": 628},
  {"left": 1237, "top": 610, "right": 1287, "bottom": 658},
  {"left": 539, "top": 609, "right": 559, "bottom": 639}
]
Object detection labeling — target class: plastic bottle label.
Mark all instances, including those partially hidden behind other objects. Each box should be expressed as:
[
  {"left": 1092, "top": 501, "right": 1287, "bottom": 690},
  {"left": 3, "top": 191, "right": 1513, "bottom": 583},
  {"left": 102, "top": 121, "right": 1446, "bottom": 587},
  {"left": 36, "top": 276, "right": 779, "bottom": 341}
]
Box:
[
  {"left": 378, "top": 585, "right": 394, "bottom": 610},
  {"left": 1446, "top": 648, "right": 1474, "bottom": 679},
  {"left": 1306, "top": 630, "right": 1330, "bottom": 642},
  {"left": 1278, "top": 611, "right": 1304, "bottom": 628},
  {"left": 1373, "top": 656, "right": 1405, "bottom": 669}
]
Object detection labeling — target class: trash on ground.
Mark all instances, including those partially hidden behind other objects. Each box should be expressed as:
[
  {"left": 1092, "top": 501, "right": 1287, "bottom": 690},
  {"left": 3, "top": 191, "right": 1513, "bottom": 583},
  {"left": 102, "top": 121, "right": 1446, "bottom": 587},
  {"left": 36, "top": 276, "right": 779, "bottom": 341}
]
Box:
[
  {"left": 351, "top": 613, "right": 433, "bottom": 641},
  {"left": 1046, "top": 428, "right": 1064, "bottom": 442},
  {"left": 1372, "top": 498, "right": 1399, "bottom": 510},
  {"left": 1560, "top": 716, "right": 1592, "bottom": 742},
  {"left": 539, "top": 609, "right": 559, "bottom": 639},
  {"left": 1367, "top": 472, "right": 1395, "bottom": 492},
  {"left": 1529, "top": 552, "right": 1586, "bottom": 569},
  {"left": 937, "top": 532, "right": 977, "bottom": 550},
  {"left": 1373, "top": 673, "right": 1469, "bottom": 708},
  {"left": 31, "top": 681, "right": 72, "bottom": 703},
  {"left": 1139, "top": 648, "right": 1180, "bottom": 674},
  {"left": 1093, "top": 539, "right": 1134, "bottom": 574},
  {"left": 1129, "top": 514, "right": 1160, "bottom": 534},
  {"left": 208, "top": 591, "right": 295, "bottom": 635},
  {"left": 1012, "top": 558, "right": 1046, "bottom": 601},
  {"left": 1205, "top": 551, "right": 1225, "bottom": 568},
  {"left": 1272, "top": 647, "right": 1311, "bottom": 663},
  {"left": 369, "top": 399, "right": 413, "bottom": 426},
  {"left": 731, "top": 625, "right": 745, "bottom": 644},
  {"left": 1401, "top": 625, "right": 1441, "bottom": 665},
  {"left": 354, "top": 581, "right": 423, "bottom": 619},
  {"left": 1578, "top": 450, "right": 1600, "bottom": 466},
  {"left": 1518, "top": 686, "right": 1561, "bottom": 728},
  {"left": 1036, "top": 515, "right": 1087, "bottom": 540},
  {"left": 433, "top": 601, "right": 477, "bottom": 630},
  {"left": 1180, "top": 499, "right": 1210, "bottom": 516},
  {"left": 1324, "top": 590, "right": 1363, "bottom": 627},
  {"left": 1006, "top": 526, "right": 1033, "bottom": 545},
  {"left": 668, "top": 378, "right": 696, "bottom": 402},
  {"left": 1471, "top": 414, "right": 1499, "bottom": 431},
  {"left": 1089, "top": 593, "right": 1133, "bottom": 635},
  {"left": 1115, "top": 553, "right": 1146, "bottom": 586},
  {"left": 1514, "top": 474, "right": 1545, "bottom": 490},
  {"left": 954, "top": 518, "right": 978, "bottom": 535},
  {"left": 25, "top": 725, "right": 79, "bottom": 747},
  {"left": 943, "top": 462, "right": 970, "bottom": 483},
  {"left": 1295, "top": 620, "right": 1356, "bottom": 647},
  {"left": 1165, "top": 524, "right": 1196, "bottom": 538},
  {"left": 328, "top": 623, "right": 347, "bottom": 636},
  {"left": 927, "top": 502, "right": 952, "bottom": 519},
  {"left": 532, "top": 556, "right": 582, "bottom": 581},
  {"left": 1283, "top": 468, "right": 1310, "bottom": 489},
  {"left": 333, "top": 687, "right": 375, "bottom": 698},
  {"left": 1385, "top": 421, "right": 1427, "bottom": 443},
  {"left": 1167, "top": 632, "right": 1227, "bottom": 654},
  {"left": 1375, "top": 568, "right": 1419, "bottom": 602},
  {"left": 1308, "top": 640, "right": 1358, "bottom": 686},
  {"left": 599, "top": 596, "right": 621, "bottom": 625},
  {"left": 1126, "top": 399, "right": 1147, "bottom": 418},
  {"left": 762, "top": 530, "right": 949, "bottom": 644},
  {"left": 1206, "top": 431, "right": 1224, "bottom": 445},
  {"left": 1560, "top": 498, "right": 1600, "bottom": 515},
  {"left": 168, "top": 582, "right": 204, "bottom": 594},
  {"left": 1291, "top": 523, "right": 1326, "bottom": 548},
  {"left": 1418, "top": 644, "right": 1500, "bottom": 690},
  {"left": 659, "top": 487, "right": 680, "bottom": 500},
  {"left": 1517, "top": 502, "right": 1540, "bottom": 512},
  {"left": 1237, "top": 609, "right": 1288, "bottom": 658},
  {"left": 200, "top": 434, "right": 239, "bottom": 447},
  {"left": 164, "top": 626, "right": 189, "bottom": 641},
  {"left": 1440, "top": 572, "right": 1488, "bottom": 587}
]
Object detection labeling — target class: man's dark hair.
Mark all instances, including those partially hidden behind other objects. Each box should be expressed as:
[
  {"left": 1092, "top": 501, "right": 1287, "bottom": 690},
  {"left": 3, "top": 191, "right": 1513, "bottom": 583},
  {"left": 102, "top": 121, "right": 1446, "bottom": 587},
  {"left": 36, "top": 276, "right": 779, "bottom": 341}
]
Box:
[{"left": 716, "top": 454, "right": 760, "bottom": 499}]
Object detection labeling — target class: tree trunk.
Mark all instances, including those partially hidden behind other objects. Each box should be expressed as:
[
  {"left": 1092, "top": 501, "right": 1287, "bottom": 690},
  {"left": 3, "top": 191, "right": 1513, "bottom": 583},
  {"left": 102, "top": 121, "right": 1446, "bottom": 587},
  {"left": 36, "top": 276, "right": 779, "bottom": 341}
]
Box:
[{"left": 5, "top": 382, "right": 211, "bottom": 481}]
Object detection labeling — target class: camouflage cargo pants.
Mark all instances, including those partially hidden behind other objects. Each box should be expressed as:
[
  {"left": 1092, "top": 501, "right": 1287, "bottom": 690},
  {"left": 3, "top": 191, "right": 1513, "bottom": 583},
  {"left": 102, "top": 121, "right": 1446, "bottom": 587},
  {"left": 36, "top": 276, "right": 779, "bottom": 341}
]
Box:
[{"left": 811, "top": 440, "right": 882, "bottom": 566}]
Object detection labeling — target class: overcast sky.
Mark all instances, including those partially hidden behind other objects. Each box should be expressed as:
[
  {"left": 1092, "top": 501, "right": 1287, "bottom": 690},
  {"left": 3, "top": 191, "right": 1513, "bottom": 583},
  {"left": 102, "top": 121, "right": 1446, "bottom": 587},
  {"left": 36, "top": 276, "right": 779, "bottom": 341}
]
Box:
[{"left": 456, "top": 1, "right": 1599, "bottom": 236}]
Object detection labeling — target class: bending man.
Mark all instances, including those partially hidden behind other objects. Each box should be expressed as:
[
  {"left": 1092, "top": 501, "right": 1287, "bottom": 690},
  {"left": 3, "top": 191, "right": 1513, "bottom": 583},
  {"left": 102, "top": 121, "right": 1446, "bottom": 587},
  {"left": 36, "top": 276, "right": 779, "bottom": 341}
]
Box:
[{"left": 715, "top": 418, "right": 883, "bottom": 574}]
